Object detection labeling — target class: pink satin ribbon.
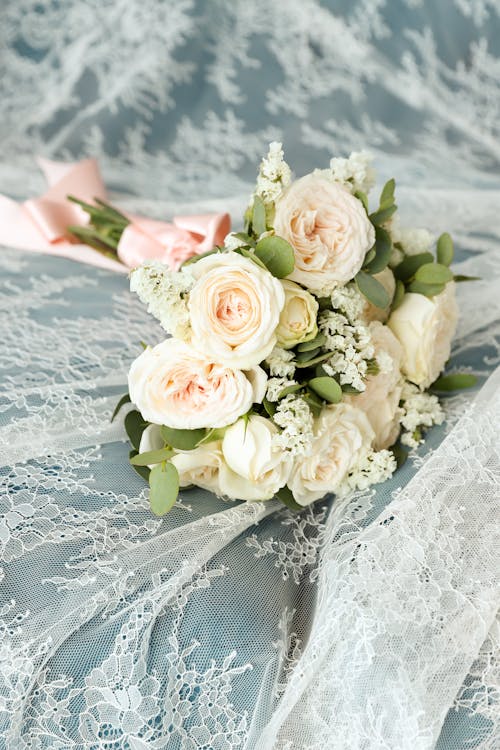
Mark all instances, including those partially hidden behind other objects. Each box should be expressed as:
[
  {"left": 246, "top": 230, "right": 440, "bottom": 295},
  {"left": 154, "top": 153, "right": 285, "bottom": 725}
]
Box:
[{"left": 0, "top": 158, "right": 230, "bottom": 272}]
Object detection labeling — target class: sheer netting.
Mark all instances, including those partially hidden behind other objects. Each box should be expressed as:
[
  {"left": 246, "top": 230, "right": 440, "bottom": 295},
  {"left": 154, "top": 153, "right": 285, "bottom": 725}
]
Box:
[{"left": 0, "top": 2, "right": 499, "bottom": 749}]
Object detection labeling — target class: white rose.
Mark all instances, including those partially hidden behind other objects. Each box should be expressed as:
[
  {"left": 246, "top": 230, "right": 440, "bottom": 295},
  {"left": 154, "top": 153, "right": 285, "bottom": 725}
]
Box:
[
  {"left": 128, "top": 339, "right": 255, "bottom": 430},
  {"left": 388, "top": 283, "right": 458, "bottom": 388},
  {"left": 221, "top": 415, "right": 292, "bottom": 500},
  {"left": 188, "top": 251, "right": 285, "bottom": 369},
  {"left": 273, "top": 174, "right": 375, "bottom": 292},
  {"left": 360, "top": 267, "right": 396, "bottom": 323},
  {"left": 276, "top": 280, "right": 319, "bottom": 349},
  {"left": 243, "top": 365, "right": 268, "bottom": 404},
  {"left": 288, "top": 403, "right": 374, "bottom": 506},
  {"left": 345, "top": 322, "right": 403, "bottom": 450},
  {"left": 171, "top": 442, "right": 225, "bottom": 494}
]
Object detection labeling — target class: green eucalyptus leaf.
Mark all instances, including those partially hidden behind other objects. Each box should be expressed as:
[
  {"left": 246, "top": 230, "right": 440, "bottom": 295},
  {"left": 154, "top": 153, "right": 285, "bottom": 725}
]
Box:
[
  {"left": 436, "top": 238, "right": 455, "bottom": 266},
  {"left": 125, "top": 410, "right": 149, "bottom": 451},
  {"left": 111, "top": 393, "right": 131, "bottom": 422},
  {"left": 297, "top": 332, "right": 326, "bottom": 352},
  {"left": 233, "top": 231, "right": 255, "bottom": 247},
  {"left": 454, "top": 274, "right": 481, "bottom": 282},
  {"left": 364, "top": 226, "right": 392, "bottom": 274},
  {"left": 369, "top": 203, "right": 397, "bottom": 226},
  {"left": 430, "top": 373, "right": 477, "bottom": 392},
  {"left": 354, "top": 190, "right": 369, "bottom": 213},
  {"left": 407, "top": 280, "right": 445, "bottom": 297},
  {"left": 308, "top": 376, "right": 342, "bottom": 404},
  {"left": 392, "top": 279, "right": 405, "bottom": 311},
  {"left": 276, "top": 485, "right": 304, "bottom": 511},
  {"left": 363, "top": 247, "right": 376, "bottom": 266},
  {"left": 341, "top": 383, "right": 362, "bottom": 394},
  {"left": 295, "top": 347, "right": 321, "bottom": 363},
  {"left": 252, "top": 195, "right": 267, "bottom": 236},
  {"left": 129, "top": 450, "right": 150, "bottom": 482},
  {"left": 355, "top": 270, "right": 390, "bottom": 309},
  {"left": 277, "top": 383, "right": 304, "bottom": 399},
  {"left": 196, "top": 427, "right": 227, "bottom": 446},
  {"left": 254, "top": 235, "right": 295, "bottom": 278},
  {"left": 182, "top": 248, "right": 220, "bottom": 267},
  {"left": 149, "top": 462, "right": 179, "bottom": 516},
  {"left": 414, "top": 262, "right": 453, "bottom": 285},
  {"left": 235, "top": 246, "right": 268, "bottom": 270},
  {"left": 379, "top": 178, "right": 395, "bottom": 208},
  {"left": 393, "top": 252, "right": 434, "bottom": 281},
  {"left": 317, "top": 296, "right": 333, "bottom": 310},
  {"left": 263, "top": 398, "right": 276, "bottom": 417},
  {"left": 391, "top": 443, "right": 408, "bottom": 469},
  {"left": 130, "top": 448, "right": 174, "bottom": 466},
  {"left": 303, "top": 390, "right": 323, "bottom": 417},
  {"left": 160, "top": 425, "right": 207, "bottom": 450},
  {"left": 436, "top": 233, "right": 454, "bottom": 266},
  {"left": 295, "top": 351, "right": 332, "bottom": 369}
]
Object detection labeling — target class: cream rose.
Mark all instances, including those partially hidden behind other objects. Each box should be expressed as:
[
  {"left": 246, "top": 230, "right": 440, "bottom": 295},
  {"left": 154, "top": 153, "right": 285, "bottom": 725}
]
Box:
[
  {"left": 170, "top": 440, "right": 271, "bottom": 499},
  {"left": 128, "top": 339, "right": 255, "bottom": 430},
  {"left": 221, "top": 415, "right": 292, "bottom": 500},
  {"left": 388, "top": 283, "right": 458, "bottom": 388},
  {"left": 171, "top": 442, "right": 225, "bottom": 494},
  {"left": 288, "top": 403, "right": 375, "bottom": 506},
  {"left": 276, "top": 280, "right": 319, "bottom": 349},
  {"left": 345, "top": 322, "right": 403, "bottom": 450},
  {"left": 273, "top": 174, "right": 375, "bottom": 292},
  {"left": 360, "top": 268, "right": 396, "bottom": 323},
  {"left": 188, "top": 251, "right": 285, "bottom": 369}
]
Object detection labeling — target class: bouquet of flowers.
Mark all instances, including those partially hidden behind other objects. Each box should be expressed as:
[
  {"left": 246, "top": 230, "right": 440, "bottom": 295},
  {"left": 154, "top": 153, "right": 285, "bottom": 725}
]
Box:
[{"left": 113, "top": 144, "right": 476, "bottom": 515}]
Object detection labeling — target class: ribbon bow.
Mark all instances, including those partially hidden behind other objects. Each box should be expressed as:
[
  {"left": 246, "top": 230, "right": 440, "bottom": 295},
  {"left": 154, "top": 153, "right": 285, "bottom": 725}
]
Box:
[{"left": 0, "top": 158, "right": 230, "bottom": 272}]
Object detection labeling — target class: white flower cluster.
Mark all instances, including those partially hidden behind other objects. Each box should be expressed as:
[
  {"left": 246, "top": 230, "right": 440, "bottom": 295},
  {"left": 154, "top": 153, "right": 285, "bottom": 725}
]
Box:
[
  {"left": 315, "top": 150, "right": 376, "bottom": 194},
  {"left": 130, "top": 261, "right": 193, "bottom": 338},
  {"left": 390, "top": 215, "right": 434, "bottom": 257},
  {"left": 376, "top": 350, "right": 394, "bottom": 375},
  {"left": 319, "top": 311, "right": 374, "bottom": 392},
  {"left": 339, "top": 448, "right": 397, "bottom": 495},
  {"left": 330, "top": 284, "right": 366, "bottom": 321},
  {"left": 266, "top": 377, "right": 297, "bottom": 403},
  {"left": 265, "top": 346, "right": 296, "bottom": 378},
  {"left": 272, "top": 395, "right": 314, "bottom": 457},
  {"left": 399, "top": 382, "right": 445, "bottom": 448},
  {"left": 254, "top": 141, "right": 292, "bottom": 204}
]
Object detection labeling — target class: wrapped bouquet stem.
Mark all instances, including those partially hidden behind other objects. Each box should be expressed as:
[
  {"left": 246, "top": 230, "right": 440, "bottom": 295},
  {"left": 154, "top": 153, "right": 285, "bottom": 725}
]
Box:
[{"left": 110, "top": 144, "right": 476, "bottom": 515}]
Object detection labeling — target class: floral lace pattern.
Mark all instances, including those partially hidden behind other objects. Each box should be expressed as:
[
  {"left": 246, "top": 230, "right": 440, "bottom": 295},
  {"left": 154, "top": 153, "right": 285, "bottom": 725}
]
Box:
[
  {"left": 2, "top": 1, "right": 500, "bottom": 202},
  {"left": 0, "top": 241, "right": 497, "bottom": 750}
]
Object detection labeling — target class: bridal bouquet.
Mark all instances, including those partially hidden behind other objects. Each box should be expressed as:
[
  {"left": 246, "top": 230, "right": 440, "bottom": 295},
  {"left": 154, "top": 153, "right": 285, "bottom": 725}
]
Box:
[{"left": 114, "top": 144, "right": 475, "bottom": 515}]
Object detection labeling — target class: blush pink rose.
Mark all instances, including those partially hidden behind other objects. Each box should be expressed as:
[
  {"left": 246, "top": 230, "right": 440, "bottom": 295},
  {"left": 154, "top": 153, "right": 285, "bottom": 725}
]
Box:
[{"left": 274, "top": 174, "right": 375, "bottom": 292}]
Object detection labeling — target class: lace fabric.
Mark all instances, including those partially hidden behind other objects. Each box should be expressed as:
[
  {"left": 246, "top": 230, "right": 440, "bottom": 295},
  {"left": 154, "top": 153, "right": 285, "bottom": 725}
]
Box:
[{"left": 1, "top": 1, "right": 500, "bottom": 748}]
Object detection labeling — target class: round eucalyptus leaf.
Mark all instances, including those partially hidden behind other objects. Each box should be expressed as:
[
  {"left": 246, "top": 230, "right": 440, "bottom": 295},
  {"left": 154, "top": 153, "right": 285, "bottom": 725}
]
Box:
[
  {"left": 436, "top": 233, "right": 454, "bottom": 266},
  {"left": 130, "top": 448, "right": 174, "bottom": 466},
  {"left": 430, "top": 373, "right": 477, "bottom": 392},
  {"left": 414, "top": 262, "right": 453, "bottom": 285},
  {"left": 355, "top": 270, "right": 390, "bottom": 308},
  {"left": 149, "top": 462, "right": 179, "bottom": 516},
  {"left": 393, "top": 252, "right": 434, "bottom": 281},
  {"left": 254, "top": 235, "right": 295, "bottom": 278},
  {"left": 161, "top": 425, "right": 207, "bottom": 450},
  {"left": 308, "top": 376, "right": 342, "bottom": 404}
]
